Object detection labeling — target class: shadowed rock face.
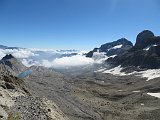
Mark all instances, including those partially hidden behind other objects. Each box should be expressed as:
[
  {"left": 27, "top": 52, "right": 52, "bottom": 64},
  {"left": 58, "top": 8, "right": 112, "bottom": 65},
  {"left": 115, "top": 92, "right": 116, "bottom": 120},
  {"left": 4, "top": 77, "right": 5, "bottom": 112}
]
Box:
[
  {"left": 107, "top": 30, "right": 160, "bottom": 69},
  {"left": 2, "top": 54, "right": 15, "bottom": 60},
  {"left": 135, "top": 30, "right": 154, "bottom": 48},
  {"left": 86, "top": 38, "right": 133, "bottom": 57},
  {"left": 131, "top": 30, "right": 160, "bottom": 51},
  {"left": 86, "top": 30, "right": 160, "bottom": 69},
  {"left": 108, "top": 48, "right": 160, "bottom": 69}
]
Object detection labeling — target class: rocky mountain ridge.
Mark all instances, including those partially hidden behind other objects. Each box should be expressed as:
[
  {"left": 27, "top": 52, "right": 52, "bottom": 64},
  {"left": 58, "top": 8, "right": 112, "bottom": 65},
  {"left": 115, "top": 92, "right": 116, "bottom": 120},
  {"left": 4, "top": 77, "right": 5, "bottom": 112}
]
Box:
[
  {"left": 109, "top": 30, "right": 160, "bottom": 69},
  {"left": 87, "top": 30, "right": 160, "bottom": 69},
  {"left": 86, "top": 38, "right": 133, "bottom": 57},
  {"left": 0, "top": 45, "right": 20, "bottom": 49}
]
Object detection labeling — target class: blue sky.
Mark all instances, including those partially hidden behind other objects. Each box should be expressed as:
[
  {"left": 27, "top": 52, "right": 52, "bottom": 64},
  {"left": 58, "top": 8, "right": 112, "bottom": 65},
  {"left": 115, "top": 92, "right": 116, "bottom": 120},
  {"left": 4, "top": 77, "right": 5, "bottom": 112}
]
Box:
[{"left": 0, "top": 0, "right": 160, "bottom": 50}]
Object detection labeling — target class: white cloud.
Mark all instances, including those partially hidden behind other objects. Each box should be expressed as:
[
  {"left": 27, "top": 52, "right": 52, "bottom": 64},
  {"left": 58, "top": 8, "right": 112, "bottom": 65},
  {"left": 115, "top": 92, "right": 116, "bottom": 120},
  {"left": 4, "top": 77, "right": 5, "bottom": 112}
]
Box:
[
  {"left": 41, "top": 55, "right": 95, "bottom": 68},
  {"left": 21, "top": 59, "right": 40, "bottom": 67},
  {"left": 0, "top": 48, "right": 106, "bottom": 68},
  {"left": 92, "top": 51, "right": 109, "bottom": 64},
  {"left": 0, "top": 49, "right": 38, "bottom": 59},
  {"left": 0, "top": 50, "right": 6, "bottom": 59},
  {"left": 12, "top": 49, "right": 38, "bottom": 58}
]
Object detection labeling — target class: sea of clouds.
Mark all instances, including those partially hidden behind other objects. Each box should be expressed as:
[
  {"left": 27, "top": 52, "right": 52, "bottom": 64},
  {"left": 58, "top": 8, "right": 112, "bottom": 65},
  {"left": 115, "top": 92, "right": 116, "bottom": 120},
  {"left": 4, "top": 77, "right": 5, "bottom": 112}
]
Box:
[{"left": 0, "top": 48, "right": 107, "bottom": 68}]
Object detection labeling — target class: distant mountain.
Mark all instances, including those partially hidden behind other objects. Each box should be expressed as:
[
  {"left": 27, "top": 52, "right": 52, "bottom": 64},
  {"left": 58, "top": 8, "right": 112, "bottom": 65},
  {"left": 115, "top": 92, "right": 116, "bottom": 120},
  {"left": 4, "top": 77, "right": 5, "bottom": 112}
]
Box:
[
  {"left": 56, "top": 49, "right": 80, "bottom": 53},
  {"left": 0, "top": 44, "right": 21, "bottom": 49},
  {"left": 0, "top": 45, "right": 8, "bottom": 49},
  {"left": 86, "top": 38, "right": 133, "bottom": 57}
]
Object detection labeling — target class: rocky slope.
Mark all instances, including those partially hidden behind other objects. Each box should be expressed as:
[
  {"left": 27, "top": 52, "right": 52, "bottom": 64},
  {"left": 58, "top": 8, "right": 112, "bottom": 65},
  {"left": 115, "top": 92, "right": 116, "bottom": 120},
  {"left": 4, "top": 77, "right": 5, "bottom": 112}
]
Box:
[
  {"left": 0, "top": 55, "right": 68, "bottom": 120},
  {"left": 22, "top": 64, "right": 160, "bottom": 120}
]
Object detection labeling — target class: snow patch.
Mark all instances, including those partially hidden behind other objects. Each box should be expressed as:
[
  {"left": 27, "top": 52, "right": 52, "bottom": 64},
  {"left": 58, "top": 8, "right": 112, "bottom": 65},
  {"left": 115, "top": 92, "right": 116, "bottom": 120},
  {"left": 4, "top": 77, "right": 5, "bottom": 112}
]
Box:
[
  {"left": 147, "top": 93, "right": 160, "bottom": 98},
  {"left": 108, "top": 44, "right": 123, "bottom": 51},
  {"left": 137, "top": 69, "right": 160, "bottom": 81},
  {"left": 112, "top": 44, "right": 123, "bottom": 49},
  {"left": 95, "top": 68, "right": 107, "bottom": 72},
  {"left": 98, "top": 65, "right": 160, "bottom": 81},
  {"left": 103, "top": 65, "right": 127, "bottom": 76},
  {"left": 143, "top": 44, "right": 157, "bottom": 51},
  {"left": 109, "top": 55, "right": 117, "bottom": 58}
]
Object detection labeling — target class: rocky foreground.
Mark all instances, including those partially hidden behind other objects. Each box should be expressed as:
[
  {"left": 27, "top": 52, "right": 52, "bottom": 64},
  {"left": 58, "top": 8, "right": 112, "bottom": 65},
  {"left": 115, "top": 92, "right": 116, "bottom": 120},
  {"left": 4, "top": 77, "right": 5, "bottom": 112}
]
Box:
[
  {"left": 0, "top": 55, "right": 69, "bottom": 120},
  {"left": 0, "top": 54, "right": 160, "bottom": 120},
  {"left": 23, "top": 66, "right": 160, "bottom": 120}
]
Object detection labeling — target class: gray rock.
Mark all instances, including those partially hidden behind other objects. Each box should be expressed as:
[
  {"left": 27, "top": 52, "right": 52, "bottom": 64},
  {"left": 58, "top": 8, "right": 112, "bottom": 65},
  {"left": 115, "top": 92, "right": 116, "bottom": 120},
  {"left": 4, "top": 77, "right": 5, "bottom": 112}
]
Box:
[{"left": 0, "top": 106, "right": 8, "bottom": 120}]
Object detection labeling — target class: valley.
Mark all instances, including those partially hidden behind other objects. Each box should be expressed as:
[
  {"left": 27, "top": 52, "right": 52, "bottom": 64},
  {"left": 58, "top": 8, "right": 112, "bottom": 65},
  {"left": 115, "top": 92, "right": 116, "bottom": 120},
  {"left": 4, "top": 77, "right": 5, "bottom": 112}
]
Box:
[{"left": 1, "top": 30, "right": 160, "bottom": 120}]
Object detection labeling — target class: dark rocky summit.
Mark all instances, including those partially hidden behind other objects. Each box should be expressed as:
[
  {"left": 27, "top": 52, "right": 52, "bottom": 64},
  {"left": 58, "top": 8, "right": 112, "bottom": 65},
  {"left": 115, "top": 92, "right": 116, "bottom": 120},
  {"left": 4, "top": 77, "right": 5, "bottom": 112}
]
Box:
[
  {"left": 135, "top": 30, "right": 155, "bottom": 49},
  {"left": 106, "top": 30, "right": 160, "bottom": 69},
  {"left": 86, "top": 38, "right": 133, "bottom": 57},
  {"left": 86, "top": 30, "right": 160, "bottom": 69},
  {"left": 2, "top": 54, "right": 15, "bottom": 60}
]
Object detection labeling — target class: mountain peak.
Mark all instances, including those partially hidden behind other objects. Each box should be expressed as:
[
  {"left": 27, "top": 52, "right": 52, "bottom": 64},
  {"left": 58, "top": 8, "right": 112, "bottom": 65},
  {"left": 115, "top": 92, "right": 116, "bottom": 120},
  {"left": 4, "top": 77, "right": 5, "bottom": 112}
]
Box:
[
  {"left": 2, "top": 54, "right": 15, "bottom": 60},
  {"left": 135, "top": 30, "right": 154, "bottom": 47},
  {"left": 86, "top": 38, "right": 133, "bottom": 57},
  {"left": 1, "top": 54, "right": 26, "bottom": 73}
]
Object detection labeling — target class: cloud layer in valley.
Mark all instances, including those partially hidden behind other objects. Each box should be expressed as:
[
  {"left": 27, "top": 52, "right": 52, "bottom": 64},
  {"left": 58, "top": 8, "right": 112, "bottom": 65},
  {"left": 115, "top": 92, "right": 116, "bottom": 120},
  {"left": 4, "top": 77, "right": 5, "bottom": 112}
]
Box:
[
  {"left": 41, "top": 55, "right": 94, "bottom": 68},
  {"left": 0, "top": 49, "right": 38, "bottom": 59},
  {"left": 0, "top": 48, "right": 105, "bottom": 68}
]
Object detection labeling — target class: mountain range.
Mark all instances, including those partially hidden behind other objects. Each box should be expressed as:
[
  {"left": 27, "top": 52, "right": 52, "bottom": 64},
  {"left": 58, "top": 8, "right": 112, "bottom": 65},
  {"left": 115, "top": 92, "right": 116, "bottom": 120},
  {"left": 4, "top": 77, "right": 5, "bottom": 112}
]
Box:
[
  {"left": 1, "top": 30, "right": 160, "bottom": 120},
  {"left": 87, "top": 30, "right": 160, "bottom": 69}
]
